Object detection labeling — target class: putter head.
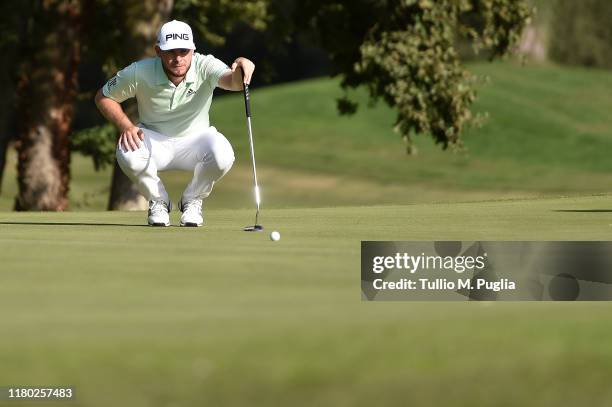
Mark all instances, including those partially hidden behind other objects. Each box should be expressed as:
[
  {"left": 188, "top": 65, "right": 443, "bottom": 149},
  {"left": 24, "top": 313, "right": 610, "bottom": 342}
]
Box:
[{"left": 243, "top": 224, "right": 264, "bottom": 232}]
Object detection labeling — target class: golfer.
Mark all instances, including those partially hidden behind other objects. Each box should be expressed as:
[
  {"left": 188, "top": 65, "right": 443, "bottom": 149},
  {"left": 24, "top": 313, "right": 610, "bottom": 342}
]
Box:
[{"left": 95, "top": 20, "right": 255, "bottom": 227}]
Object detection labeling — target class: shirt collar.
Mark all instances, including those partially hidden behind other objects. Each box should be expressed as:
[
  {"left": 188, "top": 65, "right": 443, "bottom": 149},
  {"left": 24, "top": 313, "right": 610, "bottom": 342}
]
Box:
[
  {"left": 154, "top": 57, "right": 168, "bottom": 85},
  {"left": 185, "top": 59, "right": 196, "bottom": 84},
  {"left": 155, "top": 56, "right": 197, "bottom": 86}
]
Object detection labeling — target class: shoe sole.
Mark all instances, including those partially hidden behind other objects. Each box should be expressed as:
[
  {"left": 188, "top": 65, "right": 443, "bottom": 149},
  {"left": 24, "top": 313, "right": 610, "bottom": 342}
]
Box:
[
  {"left": 180, "top": 222, "right": 203, "bottom": 227},
  {"left": 149, "top": 222, "right": 170, "bottom": 227}
]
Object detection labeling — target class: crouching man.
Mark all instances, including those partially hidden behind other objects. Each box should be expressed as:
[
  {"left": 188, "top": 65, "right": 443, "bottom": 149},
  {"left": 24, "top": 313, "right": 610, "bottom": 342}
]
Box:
[{"left": 95, "top": 20, "right": 255, "bottom": 226}]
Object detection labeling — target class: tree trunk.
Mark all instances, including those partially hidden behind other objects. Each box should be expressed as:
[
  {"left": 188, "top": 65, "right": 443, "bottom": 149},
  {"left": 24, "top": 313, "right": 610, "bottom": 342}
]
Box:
[
  {"left": 108, "top": 161, "right": 147, "bottom": 210},
  {"left": 0, "top": 70, "right": 15, "bottom": 194},
  {"left": 107, "top": 0, "right": 173, "bottom": 210},
  {"left": 15, "top": 1, "right": 81, "bottom": 211},
  {"left": 0, "top": 134, "right": 10, "bottom": 194},
  {"left": 107, "top": 99, "right": 147, "bottom": 210}
]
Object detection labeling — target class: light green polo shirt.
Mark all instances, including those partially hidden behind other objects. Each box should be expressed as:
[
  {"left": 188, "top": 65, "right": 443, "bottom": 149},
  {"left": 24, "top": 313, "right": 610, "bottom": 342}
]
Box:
[{"left": 102, "top": 52, "right": 230, "bottom": 138}]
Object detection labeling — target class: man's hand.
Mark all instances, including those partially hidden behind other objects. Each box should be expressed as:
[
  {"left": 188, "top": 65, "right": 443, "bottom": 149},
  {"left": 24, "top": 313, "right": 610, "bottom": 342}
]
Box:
[
  {"left": 231, "top": 57, "right": 255, "bottom": 85},
  {"left": 118, "top": 125, "right": 144, "bottom": 152},
  {"left": 94, "top": 89, "right": 143, "bottom": 151}
]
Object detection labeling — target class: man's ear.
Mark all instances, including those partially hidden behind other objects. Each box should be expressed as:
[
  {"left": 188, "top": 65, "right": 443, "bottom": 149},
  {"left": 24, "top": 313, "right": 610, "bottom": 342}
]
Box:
[{"left": 155, "top": 45, "right": 161, "bottom": 57}]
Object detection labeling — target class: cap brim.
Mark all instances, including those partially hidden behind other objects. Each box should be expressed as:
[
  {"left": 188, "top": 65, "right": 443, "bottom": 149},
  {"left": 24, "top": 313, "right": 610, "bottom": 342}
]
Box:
[{"left": 159, "top": 42, "right": 196, "bottom": 51}]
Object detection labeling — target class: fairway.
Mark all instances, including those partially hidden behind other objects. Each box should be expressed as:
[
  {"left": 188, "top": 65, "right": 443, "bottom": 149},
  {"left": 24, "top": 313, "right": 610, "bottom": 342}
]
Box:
[{"left": 2, "top": 195, "right": 612, "bottom": 406}]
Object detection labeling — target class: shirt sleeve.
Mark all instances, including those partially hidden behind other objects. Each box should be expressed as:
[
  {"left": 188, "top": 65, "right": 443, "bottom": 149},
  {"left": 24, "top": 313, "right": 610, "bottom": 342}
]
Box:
[
  {"left": 102, "top": 62, "right": 137, "bottom": 103},
  {"left": 201, "top": 55, "right": 230, "bottom": 88}
]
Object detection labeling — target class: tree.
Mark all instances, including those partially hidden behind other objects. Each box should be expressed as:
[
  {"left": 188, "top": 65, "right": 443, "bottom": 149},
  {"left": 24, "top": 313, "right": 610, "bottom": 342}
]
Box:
[
  {"left": 14, "top": 0, "right": 82, "bottom": 211},
  {"left": 295, "top": 0, "right": 531, "bottom": 153}
]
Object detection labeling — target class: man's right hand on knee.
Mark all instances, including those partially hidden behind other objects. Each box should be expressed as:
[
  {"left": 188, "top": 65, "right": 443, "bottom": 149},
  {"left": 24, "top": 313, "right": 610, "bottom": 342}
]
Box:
[{"left": 119, "top": 126, "right": 145, "bottom": 152}]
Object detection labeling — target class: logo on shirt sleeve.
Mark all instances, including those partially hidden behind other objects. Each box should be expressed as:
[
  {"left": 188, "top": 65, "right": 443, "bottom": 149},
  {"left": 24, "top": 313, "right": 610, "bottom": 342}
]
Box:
[{"left": 107, "top": 77, "right": 118, "bottom": 88}]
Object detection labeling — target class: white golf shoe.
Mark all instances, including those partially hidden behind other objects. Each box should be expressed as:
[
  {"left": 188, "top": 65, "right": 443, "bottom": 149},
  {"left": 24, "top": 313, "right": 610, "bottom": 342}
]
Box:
[
  {"left": 179, "top": 198, "right": 203, "bottom": 227},
  {"left": 148, "top": 200, "right": 171, "bottom": 227}
]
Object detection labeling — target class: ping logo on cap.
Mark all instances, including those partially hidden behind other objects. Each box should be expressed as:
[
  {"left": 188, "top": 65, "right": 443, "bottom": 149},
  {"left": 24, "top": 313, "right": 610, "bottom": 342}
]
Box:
[{"left": 165, "top": 33, "right": 190, "bottom": 41}]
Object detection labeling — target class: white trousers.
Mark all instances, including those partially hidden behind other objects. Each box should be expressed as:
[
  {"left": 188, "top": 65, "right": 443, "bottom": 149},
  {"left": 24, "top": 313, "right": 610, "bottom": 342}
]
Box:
[{"left": 116, "top": 126, "right": 235, "bottom": 203}]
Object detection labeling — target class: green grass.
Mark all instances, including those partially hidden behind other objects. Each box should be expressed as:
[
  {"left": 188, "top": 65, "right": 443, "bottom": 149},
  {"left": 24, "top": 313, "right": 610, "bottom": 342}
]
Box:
[
  {"left": 2, "top": 196, "right": 612, "bottom": 406},
  {"left": 209, "top": 61, "right": 612, "bottom": 191}
]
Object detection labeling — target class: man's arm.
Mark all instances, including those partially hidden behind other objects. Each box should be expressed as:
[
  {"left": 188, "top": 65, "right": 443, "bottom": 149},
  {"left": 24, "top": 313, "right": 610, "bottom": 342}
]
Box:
[
  {"left": 218, "top": 57, "right": 255, "bottom": 91},
  {"left": 94, "top": 89, "right": 143, "bottom": 151}
]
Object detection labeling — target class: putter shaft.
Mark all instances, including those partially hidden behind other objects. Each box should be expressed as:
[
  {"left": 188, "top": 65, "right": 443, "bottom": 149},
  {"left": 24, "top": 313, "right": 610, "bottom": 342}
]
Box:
[
  {"left": 243, "top": 82, "right": 263, "bottom": 230},
  {"left": 246, "top": 116, "right": 261, "bottom": 210}
]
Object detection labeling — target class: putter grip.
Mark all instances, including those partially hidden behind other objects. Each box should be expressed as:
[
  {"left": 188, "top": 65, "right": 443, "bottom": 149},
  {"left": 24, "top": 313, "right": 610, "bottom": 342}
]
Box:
[{"left": 243, "top": 84, "right": 251, "bottom": 118}]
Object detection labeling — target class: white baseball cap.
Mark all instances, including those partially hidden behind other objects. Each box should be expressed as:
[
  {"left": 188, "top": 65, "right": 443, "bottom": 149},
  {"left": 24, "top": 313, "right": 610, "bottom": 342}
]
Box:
[{"left": 157, "top": 20, "right": 196, "bottom": 51}]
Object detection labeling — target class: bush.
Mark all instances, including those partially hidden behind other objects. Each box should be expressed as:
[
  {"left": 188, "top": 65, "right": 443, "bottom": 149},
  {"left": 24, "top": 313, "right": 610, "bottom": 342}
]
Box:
[{"left": 70, "top": 124, "right": 117, "bottom": 171}]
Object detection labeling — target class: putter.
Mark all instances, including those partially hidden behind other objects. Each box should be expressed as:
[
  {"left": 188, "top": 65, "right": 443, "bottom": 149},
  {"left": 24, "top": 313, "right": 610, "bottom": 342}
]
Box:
[{"left": 241, "top": 75, "right": 263, "bottom": 232}]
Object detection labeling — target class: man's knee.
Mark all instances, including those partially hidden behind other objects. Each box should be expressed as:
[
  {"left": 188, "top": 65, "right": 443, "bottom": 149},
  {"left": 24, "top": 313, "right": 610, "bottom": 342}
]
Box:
[
  {"left": 210, "top": 135, "right": 235, "bottom": 173},
  {"left": 116, "top": 146, "right": 150, "bottom": 176}
]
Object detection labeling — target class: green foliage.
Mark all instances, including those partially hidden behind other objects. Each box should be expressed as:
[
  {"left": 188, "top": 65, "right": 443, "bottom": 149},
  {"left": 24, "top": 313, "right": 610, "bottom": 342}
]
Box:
[
  {"left": 298, "top": 0, "right": 531, "bottom": 151},
  {"left": 70, "top": 124, "right": 117, "bottom": 171},
  {"left": 81, "top": 0, "right": 173, "bottom": 77},
  {"left": 549, "top": 0, "right": 612, "bottom": 69},
  {"left": 173, "top": 0, "right": 268, "bottom": 46}
]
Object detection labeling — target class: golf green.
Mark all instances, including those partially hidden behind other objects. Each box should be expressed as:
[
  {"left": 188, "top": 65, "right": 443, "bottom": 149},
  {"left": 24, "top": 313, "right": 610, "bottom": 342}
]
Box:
[{"left": 2, "top": 195, "right": 612, "bottom": 406}]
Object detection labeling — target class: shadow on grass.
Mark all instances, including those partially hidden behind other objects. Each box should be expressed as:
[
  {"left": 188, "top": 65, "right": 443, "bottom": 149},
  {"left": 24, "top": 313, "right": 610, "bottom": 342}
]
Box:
[
  {"left": 553, "top": 210, "right": 612, "bottom": 213},
  {"left": 0, "top": 221, "right": 149, "bottom": 227}
]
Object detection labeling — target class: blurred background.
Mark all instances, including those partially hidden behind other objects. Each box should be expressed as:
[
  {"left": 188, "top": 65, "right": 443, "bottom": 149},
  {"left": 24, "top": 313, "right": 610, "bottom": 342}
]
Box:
[{"left": 3, "top": 0, "right": 612, "bottom": 213}]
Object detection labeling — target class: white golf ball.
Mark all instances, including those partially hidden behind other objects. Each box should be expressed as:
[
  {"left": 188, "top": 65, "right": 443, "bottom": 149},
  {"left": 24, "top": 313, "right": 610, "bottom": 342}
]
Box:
[{"left": 270, "top": 231, "right": 281, "bottom": 241}]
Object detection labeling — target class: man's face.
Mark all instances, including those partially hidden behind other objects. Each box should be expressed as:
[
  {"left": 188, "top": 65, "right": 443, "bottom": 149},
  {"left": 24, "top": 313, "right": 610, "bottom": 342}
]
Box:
[{"left": 156, "top": 47, "right": 193, "bottom": 78}]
